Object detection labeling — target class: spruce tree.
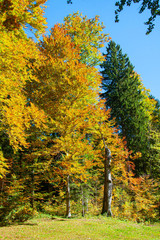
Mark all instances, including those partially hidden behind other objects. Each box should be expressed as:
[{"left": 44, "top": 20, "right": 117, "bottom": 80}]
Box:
[
  {"left": 148, "top": 96, "right": 160, "bottom": 178},
  {"left": 101, "top": 41, "right": 150, "bottom": 175}
]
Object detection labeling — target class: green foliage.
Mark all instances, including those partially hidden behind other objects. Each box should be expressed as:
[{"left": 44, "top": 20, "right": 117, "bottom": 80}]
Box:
[
  {"left": 62, "top": 12, "right": 109, "bottom": 66},
  {"left": 149, "top": 128, "right": 160, "bottom": 178},
  {"left": 151, "top": 97, "right": 160, "bottom": 131},
  {"left": 42, "top": 202, "right": 66, "bottom": 217},
  {"left": 68, "top": 0, "right": 160, "bottom": 34},
  {"left": 147, "top": 96, "right": 160, "bottom": 178},
  {"left": 0, "top": 175, "right": 33, "bottom": 225},
  {"left": 115, "top": 0, "right": 160, "bottom": 34},
  {"left": 0, "top": 1, "right": 159, "bottom": 225},
  {"left": 101, "top": 41, "right": 152, "bottom": 174},
  {"left": 0, "top": 204, "right": 33, "bottom": 226}
]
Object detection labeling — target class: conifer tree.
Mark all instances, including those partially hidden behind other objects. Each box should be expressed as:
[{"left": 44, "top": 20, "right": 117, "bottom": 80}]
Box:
[
  {"left": 101, "top": 41, "right": 150, "bottom": 174},
  {"left": 148, "top": 96, "right": 160, "bottom": 178}
]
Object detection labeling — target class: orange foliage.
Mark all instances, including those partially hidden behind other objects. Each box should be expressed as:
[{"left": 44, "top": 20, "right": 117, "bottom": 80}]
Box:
[
  {"left": 0, "top": 0, "right": 47, "bottom": 35},
  {"left": 0, "top": 0, "right": 47, "bottom": 162},
  {"left": 32, "top": 20, "right": 106, "bottom": 183}
]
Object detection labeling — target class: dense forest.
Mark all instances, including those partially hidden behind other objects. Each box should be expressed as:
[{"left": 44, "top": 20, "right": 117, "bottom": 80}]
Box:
[{"left": 0, "top": 0, "right": 159, "bottom": 225}]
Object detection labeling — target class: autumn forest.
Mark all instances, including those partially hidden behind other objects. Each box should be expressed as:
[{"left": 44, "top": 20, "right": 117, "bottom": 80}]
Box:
[{"left": 0, "top": 0, "right": 159, "bottom": 225}]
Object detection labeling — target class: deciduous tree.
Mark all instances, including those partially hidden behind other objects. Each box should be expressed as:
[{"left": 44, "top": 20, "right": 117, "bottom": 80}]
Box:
[
  {"left": 30, "top": 14, "right": 108, "bottom": 216},
  {"left": 0, "top": 0, "right": 47, "bottom": 154},
  {"left": 67, "top": 1, "right": 160, "bottom": 34},
  {"left": 115, "top": 0, "right": 160, "bottom": 34}
]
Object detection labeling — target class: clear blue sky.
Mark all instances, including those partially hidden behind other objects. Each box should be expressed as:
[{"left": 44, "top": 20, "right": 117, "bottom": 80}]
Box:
[{"left": 43, "top": 0, "right": 160, "bottom": 100}]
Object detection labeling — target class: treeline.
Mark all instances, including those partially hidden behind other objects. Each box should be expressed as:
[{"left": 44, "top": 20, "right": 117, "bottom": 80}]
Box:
[{"left": 0, "top": 0, "right": 159, "bottom": 225}]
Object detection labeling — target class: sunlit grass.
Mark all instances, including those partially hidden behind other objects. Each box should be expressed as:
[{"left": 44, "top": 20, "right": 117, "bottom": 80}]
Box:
[{"left": 0, "top": 215, "right": 159, "bottom": 240}]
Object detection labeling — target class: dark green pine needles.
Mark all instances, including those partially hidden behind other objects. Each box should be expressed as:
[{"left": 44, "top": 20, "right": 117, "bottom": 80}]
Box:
[{"left": 100, "top": 41, "right": 150, "bottom": 175}]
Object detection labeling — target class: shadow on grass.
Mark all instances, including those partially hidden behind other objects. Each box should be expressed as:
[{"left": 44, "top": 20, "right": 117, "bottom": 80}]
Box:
[
  {"left": 51, "top": 217, "right": 67, "bottom": 221},
  {"left": 0, "top": 216, "right": 73, "bottom": 227},
  {"left": 0, "top": 222, "right": 38, "bottom": 228},
  {"left": 18, "top": 222, "right": 38, "bottom": 226}
]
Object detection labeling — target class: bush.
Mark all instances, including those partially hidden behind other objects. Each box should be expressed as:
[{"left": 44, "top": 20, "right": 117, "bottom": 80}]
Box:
[{"left": 0, "top": 203, "right": 33, "bottom": 226}]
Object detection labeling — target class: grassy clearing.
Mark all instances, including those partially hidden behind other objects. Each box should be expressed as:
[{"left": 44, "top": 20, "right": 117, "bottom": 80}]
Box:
[{"left": 0, "top": 215, "right": 159, "bottom": 240}]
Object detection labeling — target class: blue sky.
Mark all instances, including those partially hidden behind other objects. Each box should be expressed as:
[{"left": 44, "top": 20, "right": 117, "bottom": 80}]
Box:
[{"left": 43, "top": 0, "right": 160, "bottom": 100}]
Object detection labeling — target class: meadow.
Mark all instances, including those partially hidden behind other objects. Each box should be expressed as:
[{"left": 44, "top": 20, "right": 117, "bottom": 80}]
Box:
[{"left": 0, "top": 214, "right": 159, "bottom": 240}]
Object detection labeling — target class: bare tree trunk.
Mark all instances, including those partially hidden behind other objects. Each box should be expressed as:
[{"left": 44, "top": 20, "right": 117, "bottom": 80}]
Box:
[
  {"left": 81, "top": 185, "right": 85, "bottom": 217},
  {"left": 101, "top": 145, "right": 112, "bottom": 217},
  {"left": 31, "top": 168, "right": 35, "bottom": 210},
  {"left": 95, "top": 181, "right": 98, "bottom": 208},
  {"left": 66, "top": 175, "right": 71, "bottom": 218},
  {"left": 86, "top": 198, "right": 88, "bottom": 213}
]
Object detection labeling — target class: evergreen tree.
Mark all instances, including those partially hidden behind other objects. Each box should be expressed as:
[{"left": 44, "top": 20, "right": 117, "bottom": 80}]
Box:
[
  {"left": 150, "top": 96, "right": 160, "bottom": 131},
  {"left": 148, "top": 96, "right": 160, "bottom": 178},
  {"left": 100, "top": 41, "right": 150, "bottom": 175}
]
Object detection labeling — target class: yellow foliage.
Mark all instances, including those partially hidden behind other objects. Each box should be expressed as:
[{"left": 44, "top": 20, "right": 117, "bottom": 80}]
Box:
[
  {"left": 0, "top": 0, "right": 47, "bottom": 36},
  {"left": 0, "top": 150, "right": 8, "bottom": 178},
  {"left": 0, "top": 24, "right": 47, "bottom": 150}
]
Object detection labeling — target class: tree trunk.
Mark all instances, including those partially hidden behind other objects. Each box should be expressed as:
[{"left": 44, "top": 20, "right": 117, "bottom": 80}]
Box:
[
  {"left": 102, "top": 146, "right": 112, "bottom": 217},
  {"left": 86, "top": 198, "right": 89, "bottom": 213},
  {"left": 66, "top": 175, "right": 71, "bottom": 218},
  {"left": 95, "top": 182, "right": 98, "bottom": 208},
  {"left": 31, "top": 168, "right": 35, "bottom": 210},
  {"left": 81, "top": 185, "right": 85, "bottom": 217},
  {"left": 0, "top": 178, "right": 4, "bottom": 205}
]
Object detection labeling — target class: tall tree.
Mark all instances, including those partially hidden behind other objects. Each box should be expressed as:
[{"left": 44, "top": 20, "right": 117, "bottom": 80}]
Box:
[
  {"left": 0, "top": 0, "right": 47, "bottom": 153},
  {"left": 148, "top": 96, "right": 160, "bottom": 178},
  {"left": 30, "top": 14, "right": 108, "bottom": 216},
  {"left": 0, "top": 0, "right": 48, "bottom": 221},
  {"left": 100, "top": 41, "right": 150, "bottom": 174},
  {"left": 87, "top": 101, "right": 132, "bottom": 217}
]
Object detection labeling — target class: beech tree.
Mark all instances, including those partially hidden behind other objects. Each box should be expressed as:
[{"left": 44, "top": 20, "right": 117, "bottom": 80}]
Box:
[
  {"left": 0, "top": 0, "right": 48, "bottom": 222},
  {"left": 85, "top": 101, "right": 130, "bottom": 216},
  {"left": 29, "top": 13, "right": 109, "bottom": 217},
  {"left": 0, "top": 0, "right": 47, "bottom": 179},
  {"left": 0, "top": 0, "right": 47, "bottom": 149},
  {"left": 88, "top": 102, "right": 159, "bottom": 220},
  {"left": 61, "top": 12, "right": 109, "bottom": 66},
  {"left": 0, "top": 0, "right": 159, "bottom": 225},
  {"left": 0, "top": 0, "right": 47, "bottom": 35}
]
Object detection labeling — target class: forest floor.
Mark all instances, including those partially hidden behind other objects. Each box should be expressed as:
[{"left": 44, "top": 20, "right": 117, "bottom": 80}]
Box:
[{"left": 0, "top": 214, "right": 159, "bottom": 240}]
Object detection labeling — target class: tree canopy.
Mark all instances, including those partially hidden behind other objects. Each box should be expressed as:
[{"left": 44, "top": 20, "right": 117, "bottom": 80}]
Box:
[
  {"left": 100, "top": 41, "right": 157, "bottom": 174},
  {"left": 67, "top": 0, "right": 160, "bottom": 34},
  {"left": 115, "top": 0, "right": 160, "bottom": 34},
  {"left": 0, "top": 2, "right": 159, "bottom": 225}
]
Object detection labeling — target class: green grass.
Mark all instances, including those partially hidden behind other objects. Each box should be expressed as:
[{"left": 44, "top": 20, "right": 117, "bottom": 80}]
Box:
[{"left": 0, "top": 215, "right": 159, "bottom": 240}]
